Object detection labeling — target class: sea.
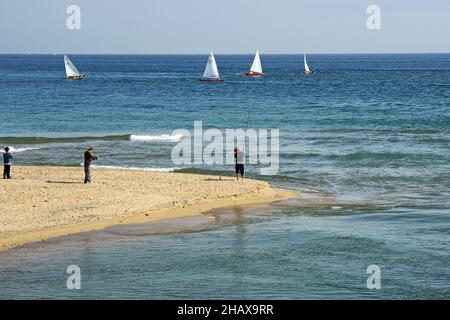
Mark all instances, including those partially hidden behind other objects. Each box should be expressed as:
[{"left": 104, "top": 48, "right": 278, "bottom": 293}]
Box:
[{"left": 0, "top": 53, "right": 449, "bottom": 299}]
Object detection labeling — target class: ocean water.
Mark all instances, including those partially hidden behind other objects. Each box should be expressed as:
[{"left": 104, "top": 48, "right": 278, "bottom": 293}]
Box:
[{"left": 0, "top": 54, "right": 449, "bottom": 299}]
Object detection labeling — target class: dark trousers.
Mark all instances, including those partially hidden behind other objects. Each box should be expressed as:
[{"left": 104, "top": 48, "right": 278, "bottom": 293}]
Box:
[
  {"left": 3, "top": 165, "right": 11, "bottom": 179},
  {"left": 84, "top": 165, "right": 91, "bottom": 183},
  {"left": 235, "top": 164, "right": 245, "bottom": 175}
]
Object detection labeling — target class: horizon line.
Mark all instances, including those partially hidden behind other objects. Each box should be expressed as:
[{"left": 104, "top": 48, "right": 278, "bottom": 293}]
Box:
[{"left": 1, "top": 51, "right": 450, "bottom": 55}]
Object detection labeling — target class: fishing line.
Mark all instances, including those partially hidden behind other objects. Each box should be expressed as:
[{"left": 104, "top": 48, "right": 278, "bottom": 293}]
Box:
[
  {"left": 244, "top": 83, "right": 256, "bottom": 145},
  {"left": 245, "top": 99, "right": 252, "bottom": 131}
]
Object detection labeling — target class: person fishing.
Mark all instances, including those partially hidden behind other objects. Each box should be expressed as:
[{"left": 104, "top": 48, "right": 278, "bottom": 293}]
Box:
[
  {"left": 234, "top": 147, "right": 245, "bottom": 180},
  {"left": 84, "top": 147, "right": 100, "bottom": 184},
  {"left": 3, "top": 147, "right": 13, "bottom": 179}
]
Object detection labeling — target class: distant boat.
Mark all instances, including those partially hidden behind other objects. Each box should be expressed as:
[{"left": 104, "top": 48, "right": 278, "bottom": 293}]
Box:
[
  {"left": 64, "top": 55, "right": 84, "bottom": 80},
  {"left": 246, "top": 50, "right": 265, "bottom": 77},
  {"left": 304, "top": 53, "right": 314, "bottom": 75},
  {"left": 199, "top": 51, "right": 223, "bottom": 82}
]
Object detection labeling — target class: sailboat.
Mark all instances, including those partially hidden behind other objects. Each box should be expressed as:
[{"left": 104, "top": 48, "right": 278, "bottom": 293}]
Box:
[
  {"left": 199, "top": 51, "right": 223, "bottom": 82},
  {"left": 64, "top": 55, "right": 84, "bottom": 80},
  {"left": 246, "top": 50, "right": 265, "bottom": 76},
  {"left": 303, "top": 53, "right": 314, "bottom": 75}
]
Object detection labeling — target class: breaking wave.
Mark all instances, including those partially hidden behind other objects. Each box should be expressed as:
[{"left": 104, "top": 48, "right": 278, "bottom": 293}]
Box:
[
  {"left": 1, "top": 147, "right": 40, "bottom": 153},
  {"left": 130, "top": 134, "right": 184, "bottom": 142},
  {"left": 89, "top": 165, "right": 180, "bottom": 172},
  {"left": 0, "top": 133, "right": 183, "bottom": 144}
]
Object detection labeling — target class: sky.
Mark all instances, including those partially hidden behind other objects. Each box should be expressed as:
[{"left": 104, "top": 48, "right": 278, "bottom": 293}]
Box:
[{"left": 0, "top": 0, "right": 449, "bottom": 54}]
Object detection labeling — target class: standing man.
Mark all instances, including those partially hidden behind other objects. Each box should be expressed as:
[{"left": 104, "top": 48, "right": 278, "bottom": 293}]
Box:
[
  {"left": 234, "top": 147, "right": 245, "bottom": 181},
  {"left": 3, "top": 147, "right": 13, "bottom": 179},
  {"left": 84, "top": 147, "right": 99, "bottom": 184}
]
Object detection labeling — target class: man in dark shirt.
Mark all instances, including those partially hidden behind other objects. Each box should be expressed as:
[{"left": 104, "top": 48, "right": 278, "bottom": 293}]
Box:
[
  {"left": 84, "top": 147, "right": 99, "bottom": 184},
  {"left": 3, "top": 146, "right": 13, "bottom": 179}
]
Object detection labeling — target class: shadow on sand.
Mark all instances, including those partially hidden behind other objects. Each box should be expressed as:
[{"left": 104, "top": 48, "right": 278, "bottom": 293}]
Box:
[
  {"left": 204, "top": 177, "right": 235, "bottom": 182},
  {"left": 46, "top": 180, "right": 83, "bottom": 184}
]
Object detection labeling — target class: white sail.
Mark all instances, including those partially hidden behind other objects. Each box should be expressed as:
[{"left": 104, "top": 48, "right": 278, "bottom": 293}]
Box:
[
  {"left": 249, "top": 50, "right": 263, "bottom": 74},
  {"left": 64, "top": 55, "right": 81, "bottom": 78},
  {"left": 202, "top": 51, "right": 220, "bottom": 79},
  {"left": 304, "top": 53, "right": 311, "bottom": 72}
]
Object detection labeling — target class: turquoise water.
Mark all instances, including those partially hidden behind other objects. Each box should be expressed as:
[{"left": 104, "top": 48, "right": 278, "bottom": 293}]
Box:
[{"left": 0, "top": 54, "right": 449, "bottom": 299}]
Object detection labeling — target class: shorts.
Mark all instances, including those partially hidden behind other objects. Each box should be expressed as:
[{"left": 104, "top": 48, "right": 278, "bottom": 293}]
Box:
[{"left": 235, "top": 164, "right": 244, "bottom": 175}]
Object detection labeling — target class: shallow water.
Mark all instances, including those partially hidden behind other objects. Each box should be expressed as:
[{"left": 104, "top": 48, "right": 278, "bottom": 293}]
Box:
[
  {"left": 0, "top": 54, "right": 449, "bottom": 299},
  {"left": 0, "top": 200, "right": 448, "bottom": 299}
]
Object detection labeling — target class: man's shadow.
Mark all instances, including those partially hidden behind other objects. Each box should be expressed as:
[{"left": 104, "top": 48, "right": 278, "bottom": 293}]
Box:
[
  {"left": 204, "top": 177, "right": 234, "bottom": 181},
  {"left": 46, "top": 180, "right": 84, "bottom": 184}
]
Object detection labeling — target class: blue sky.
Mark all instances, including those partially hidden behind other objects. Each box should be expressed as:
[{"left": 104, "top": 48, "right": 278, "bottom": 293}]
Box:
[{"left": 0, "top": 0, "right": 449, "bottom": 53}]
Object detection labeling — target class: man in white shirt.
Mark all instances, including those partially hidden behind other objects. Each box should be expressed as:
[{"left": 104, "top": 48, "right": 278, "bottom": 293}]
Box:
[{"left": 234, "top": 147, "right": 245, "bottom": 180}]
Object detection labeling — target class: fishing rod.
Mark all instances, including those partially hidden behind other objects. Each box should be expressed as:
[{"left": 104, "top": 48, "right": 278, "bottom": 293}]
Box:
[{"left": 217, "top": 100, "right": 252, "bottom": 180}]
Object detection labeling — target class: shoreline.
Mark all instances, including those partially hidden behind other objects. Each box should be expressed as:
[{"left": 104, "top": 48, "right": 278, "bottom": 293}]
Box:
[{"left": 0, "top": 166, "right": 297, "bottom": 252}]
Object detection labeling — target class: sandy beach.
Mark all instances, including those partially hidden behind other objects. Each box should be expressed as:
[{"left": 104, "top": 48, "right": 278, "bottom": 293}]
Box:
[{"left": 0, "top": 166, "right": 296, "bottom": 251}]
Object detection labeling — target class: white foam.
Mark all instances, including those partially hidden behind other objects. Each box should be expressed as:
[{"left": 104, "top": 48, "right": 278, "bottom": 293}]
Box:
[
  {"left": 89, "top": 165, "right": 180, "bottom": 172},
  {"left": 130, "top": 134, "right": 183, "bottom": 142},
  {"left": 1, "top": 147, "right": 40, "bottom": 153},
  {"left": 298, "top": 188, "right": 321, "bottom": 193}
]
